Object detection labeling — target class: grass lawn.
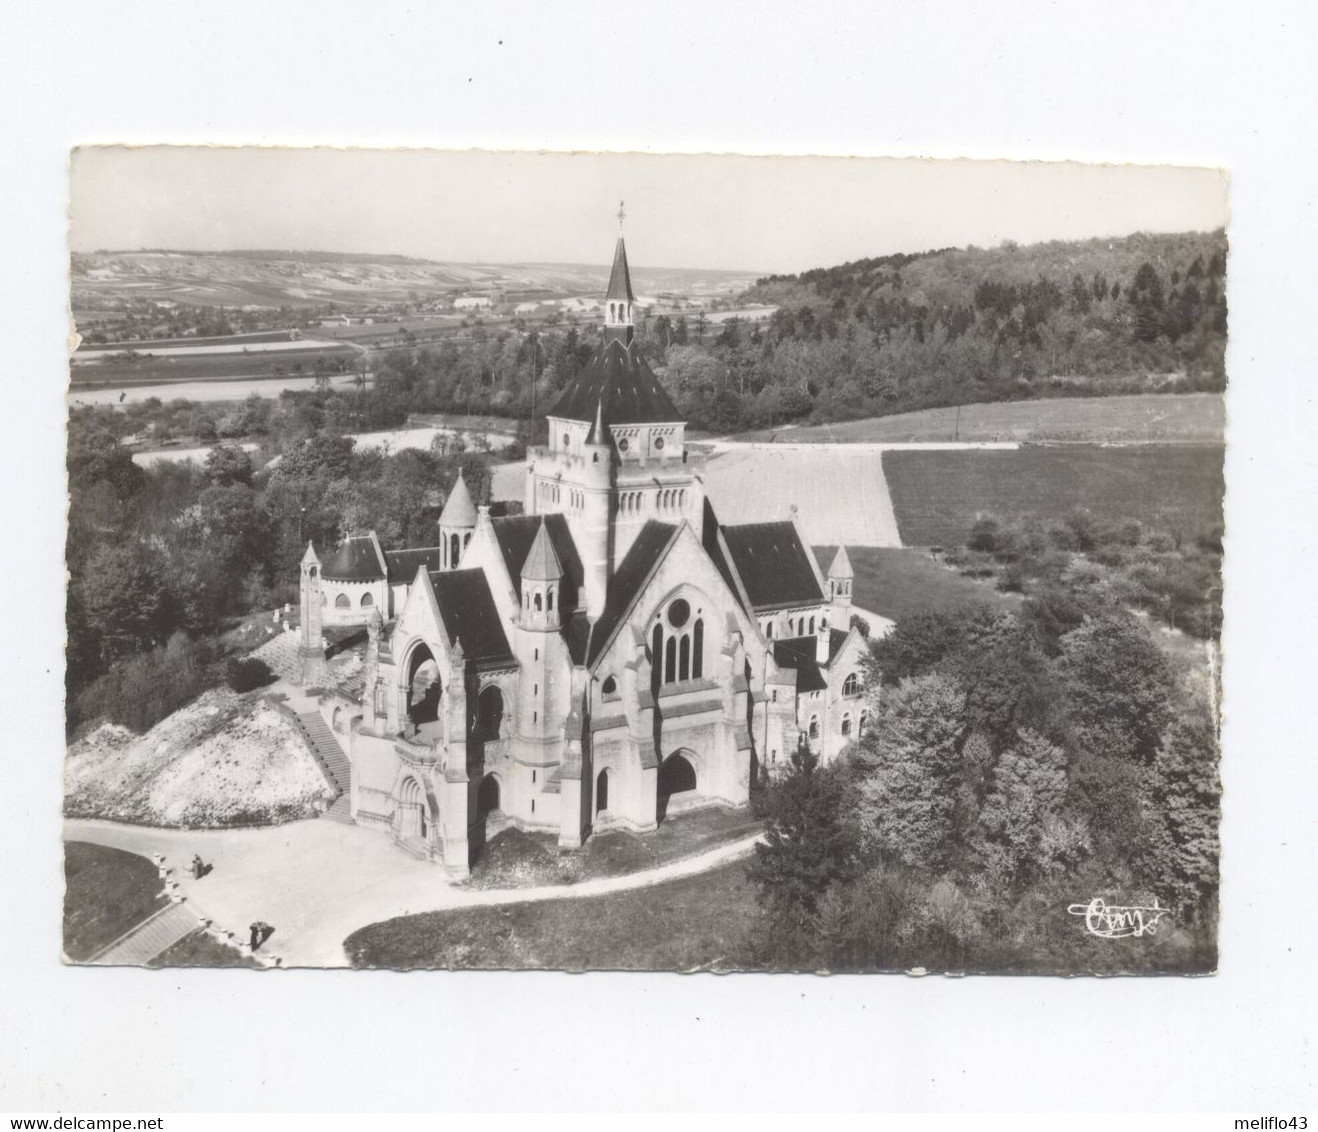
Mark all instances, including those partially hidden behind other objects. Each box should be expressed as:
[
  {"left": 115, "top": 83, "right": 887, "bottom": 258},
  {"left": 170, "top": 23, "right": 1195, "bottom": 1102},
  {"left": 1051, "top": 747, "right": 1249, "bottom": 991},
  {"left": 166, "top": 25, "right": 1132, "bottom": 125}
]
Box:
[
  {"left": 816, "top": 545, "right": 1022, "bottom": 624},
  {"left": 346, "top": 860, "right": 764, "bottom": 971},
  {"left": 468, "top": 805, "right": 763, "bottom": 890},
  {"left": 732, "top": 393, "right": 1224, "bottom": 445},
  {"left": 63, "top": 842, "right": 167, "bottom": 962},
  {"left": 884, "top": 444, "right": 1224, "bottom": 547},
  {"left": 148, "top": 929, "right": 263, "bottom": 969}
]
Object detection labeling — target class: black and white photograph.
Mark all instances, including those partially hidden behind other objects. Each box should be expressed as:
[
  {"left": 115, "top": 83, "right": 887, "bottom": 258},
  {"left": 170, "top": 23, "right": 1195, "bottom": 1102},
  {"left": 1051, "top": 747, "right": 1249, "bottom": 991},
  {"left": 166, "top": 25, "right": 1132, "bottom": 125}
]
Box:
[
  {"left": 63, "top": 148, "right": 1227, "bottom": 975},
  {"left": 6, "top": 0, "right": 1318, "bottom": 1118}
]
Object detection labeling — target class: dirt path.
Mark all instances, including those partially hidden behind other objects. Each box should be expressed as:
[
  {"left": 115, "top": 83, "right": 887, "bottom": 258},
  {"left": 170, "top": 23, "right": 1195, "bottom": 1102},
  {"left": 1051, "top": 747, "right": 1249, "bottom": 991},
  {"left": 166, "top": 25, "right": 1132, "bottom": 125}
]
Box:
[{"left": 64, "top": 818, "right": 763, "bottom": 969}]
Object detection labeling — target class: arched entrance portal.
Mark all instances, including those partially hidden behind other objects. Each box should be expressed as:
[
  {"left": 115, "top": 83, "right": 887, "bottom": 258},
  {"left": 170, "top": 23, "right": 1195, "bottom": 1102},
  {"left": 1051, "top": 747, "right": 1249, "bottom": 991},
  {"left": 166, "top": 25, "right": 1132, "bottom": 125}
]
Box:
[
  {"left": 657, "top": 752, "right": 697, "bottom": 821},
  {"left": 405, "top": 643, "right": 441, "bottom": 733},
  {"left": 398, "top": 776, "right": 427, "bottom": 841},
  {"left": 595, "top": 769, "right": 609, "bottom": 815},
  {"left": 476, "top": 685, "right": 504, "bottom": 738},
  {"left": 476, "top": 773, "right": 501, "bottom": 821}
]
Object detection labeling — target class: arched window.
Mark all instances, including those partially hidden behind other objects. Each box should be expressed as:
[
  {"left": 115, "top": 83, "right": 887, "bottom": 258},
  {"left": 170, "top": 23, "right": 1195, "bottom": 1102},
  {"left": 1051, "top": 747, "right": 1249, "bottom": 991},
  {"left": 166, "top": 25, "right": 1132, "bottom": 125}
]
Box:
[
  {"left": 601, "top": 675, "right": 617, "bottom": 696},
  {"left": 765, "top": 621, "right": 774, "bottom": 639},
  {"left": 808, "top": 615, "right": 816, "bottom": 634},
  {"left": 843, "top": 672, "right": 860, "bottom": 697},
  {"left": 651, "top": 624, "right": 663, "bottom": 684},
  {"left": 841, "top": 713, "right": 852, "bottom": 737},
  {"left": 546, "top": 589, "right": 554, "bottom": 612},
  {"left": 808, "top": 715, "right": 820, "bottom": 740},
  {"left": 534, "top": 591, "right": 543, "bottom": 613},
  {"left": 335, "top": 593, "right": 350, "bottom": 609},
  {"left": 361, "top": 592, "right": 373, "bottom": 608},
  {"left": 655, "top": 601, "right": 703, "bottom": 686},
  {"left": 464, "top": 533, "right": 471, "bottom": 547},
  {"left": 449, "top": 532, "right": 460, "bottom": 565}
]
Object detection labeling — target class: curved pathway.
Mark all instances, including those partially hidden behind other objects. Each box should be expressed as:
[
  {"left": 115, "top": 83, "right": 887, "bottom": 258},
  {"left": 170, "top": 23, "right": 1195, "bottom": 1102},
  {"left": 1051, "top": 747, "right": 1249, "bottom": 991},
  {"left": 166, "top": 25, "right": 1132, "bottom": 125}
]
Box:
[{"left": 64, "top": 818, "right": 763, "bottom": 969}]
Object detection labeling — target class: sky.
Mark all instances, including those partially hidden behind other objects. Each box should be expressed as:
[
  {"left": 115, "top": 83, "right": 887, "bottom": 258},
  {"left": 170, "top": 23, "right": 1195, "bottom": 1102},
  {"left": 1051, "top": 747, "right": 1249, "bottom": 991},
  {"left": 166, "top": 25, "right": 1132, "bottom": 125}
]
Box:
[{"left": 70, "top": 148, "right": 1229, "bottom": 275}]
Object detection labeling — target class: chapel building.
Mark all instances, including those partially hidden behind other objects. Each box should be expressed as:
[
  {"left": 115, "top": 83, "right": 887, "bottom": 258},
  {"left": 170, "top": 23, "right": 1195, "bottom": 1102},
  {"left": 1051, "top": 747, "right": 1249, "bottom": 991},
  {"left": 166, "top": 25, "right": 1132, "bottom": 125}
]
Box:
[{"left": 296, "top": 229, "right": 872, "bottom": 877}]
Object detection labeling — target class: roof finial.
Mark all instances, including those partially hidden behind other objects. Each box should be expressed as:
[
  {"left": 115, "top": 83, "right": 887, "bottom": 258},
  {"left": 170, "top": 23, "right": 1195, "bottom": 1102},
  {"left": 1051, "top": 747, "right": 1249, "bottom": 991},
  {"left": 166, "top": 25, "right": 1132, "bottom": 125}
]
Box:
[{"left": 617, "top": 199, "right": 626, "bottom": 231}]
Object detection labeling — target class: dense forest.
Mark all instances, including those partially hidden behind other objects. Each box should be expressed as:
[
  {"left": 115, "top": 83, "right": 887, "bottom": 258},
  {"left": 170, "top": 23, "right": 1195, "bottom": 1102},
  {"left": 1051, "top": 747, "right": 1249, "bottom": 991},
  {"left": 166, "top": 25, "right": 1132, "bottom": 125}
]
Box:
[{"left": 747, "top": 598, "right": 1219, "bottom": 974}]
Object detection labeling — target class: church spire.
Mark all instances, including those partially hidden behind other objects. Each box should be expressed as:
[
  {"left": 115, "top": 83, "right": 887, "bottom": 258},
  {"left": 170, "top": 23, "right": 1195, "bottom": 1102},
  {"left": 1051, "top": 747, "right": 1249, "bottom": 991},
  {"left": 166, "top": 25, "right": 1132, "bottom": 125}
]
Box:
[{"left": 604, "top": 202, "right": 635, "bottom": 344}]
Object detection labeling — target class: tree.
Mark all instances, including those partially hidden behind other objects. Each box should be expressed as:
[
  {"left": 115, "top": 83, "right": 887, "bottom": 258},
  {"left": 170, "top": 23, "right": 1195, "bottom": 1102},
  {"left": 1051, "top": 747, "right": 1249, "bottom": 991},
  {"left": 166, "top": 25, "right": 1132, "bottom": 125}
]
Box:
[
  {"left": 972, "top": 729, "right": 1085, "bottom": 887},
  {"left": 1139, "top": 712, "right": 1221, "bottom": 918},
  {"left": 1129, "top": 261, "right": 1166, "bottom": 343},
  {"left": 67, "top": 427, "right": 143, "bottom": 500},
  {"left": 1059, "top": 614, "right": 1175, "bottom": 763},
  {"left": 271, "top": 433, "right": 356, "bottom": 482},
  {"left": 204, "top": 443, "right": 254, "bottom": 487},
  {"left": 747, "top": 741, "right": 861, "bottom": 934},
  {"left": 78, "top": 541, "right": 177, "bottom": 659},
  {"left": 854, "top": 674, "right": 967, "bottom": 870}
]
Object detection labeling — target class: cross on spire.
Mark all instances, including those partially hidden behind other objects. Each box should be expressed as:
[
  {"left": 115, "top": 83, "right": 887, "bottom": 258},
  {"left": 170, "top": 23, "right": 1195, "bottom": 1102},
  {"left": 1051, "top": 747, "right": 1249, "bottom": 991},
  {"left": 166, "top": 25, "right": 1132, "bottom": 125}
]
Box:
[{"left": 617, "top": 200, "right": 626, "bottom": 230}]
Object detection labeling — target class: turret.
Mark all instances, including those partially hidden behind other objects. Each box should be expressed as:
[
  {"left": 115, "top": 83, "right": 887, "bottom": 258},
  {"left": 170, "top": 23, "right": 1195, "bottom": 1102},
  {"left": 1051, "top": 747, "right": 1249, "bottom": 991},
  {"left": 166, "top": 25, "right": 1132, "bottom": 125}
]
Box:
[
  {"left": 438, "top": 469, "right": 477, "bottom": 570},
  {"left": 580, "top": 402, "right": 613, "bottom": 620},
  {"left": 297, "top": 542, "right": 327, "bottom": 685},
  {"left": 520, "top": 519, "right": 563, "bottom": 632},
  {"left": 827, "top": 545, "right": 854, "bottom": 628}
]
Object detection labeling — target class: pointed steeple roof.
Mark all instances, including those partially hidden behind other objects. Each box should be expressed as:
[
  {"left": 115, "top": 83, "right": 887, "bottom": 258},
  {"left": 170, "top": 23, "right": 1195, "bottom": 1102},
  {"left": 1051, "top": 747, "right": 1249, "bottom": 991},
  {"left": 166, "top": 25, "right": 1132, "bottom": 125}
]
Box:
[
  {"left": 605, "top": 236, "right": 635, "bottom": 303},
  {"left": 828, "top": 545, "right": 854, "bottom": 580},
  {"left": 439, "top": 469, "right": 477, "bottom": 527},
  {"left": 521, "top": 518, "right": 563, "bottom": 581}
]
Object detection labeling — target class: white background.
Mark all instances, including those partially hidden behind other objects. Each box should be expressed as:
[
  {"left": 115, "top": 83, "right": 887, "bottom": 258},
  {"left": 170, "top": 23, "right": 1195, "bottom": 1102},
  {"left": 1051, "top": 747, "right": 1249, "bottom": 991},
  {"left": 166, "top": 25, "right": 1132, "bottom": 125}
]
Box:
[{"left": 2, "top": 0, "right": 1315, "bottom": 1113}]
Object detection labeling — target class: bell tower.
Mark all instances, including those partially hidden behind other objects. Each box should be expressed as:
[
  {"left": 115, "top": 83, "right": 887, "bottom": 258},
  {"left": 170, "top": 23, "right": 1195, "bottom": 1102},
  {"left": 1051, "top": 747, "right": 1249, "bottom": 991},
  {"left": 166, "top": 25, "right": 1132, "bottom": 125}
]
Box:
[
  {"left": 439, "top": 468, "right": 477, "bottom": 570},
  {"left": 603, "top": 201, "right": 635, "bottom": 347},
  {"left": 297, "top": 542, "right": 327, "bottom": 686},
  {"left": 527, "top": 209, "right": 705, "bottom": 617}
]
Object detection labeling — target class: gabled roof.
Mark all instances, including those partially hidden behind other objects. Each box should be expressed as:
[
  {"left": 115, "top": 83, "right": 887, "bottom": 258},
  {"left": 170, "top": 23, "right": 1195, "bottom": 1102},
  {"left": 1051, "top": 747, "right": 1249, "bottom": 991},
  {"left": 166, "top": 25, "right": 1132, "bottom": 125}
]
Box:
[
  {"left": 548, "top": 337, "right": 682, "bottom": 428},
  {"left": 384, "top": 546, "right": 443, "bottom": 583},
  {"left": 586, "top": 520, "right": 680, "bottom": 666},
  {"left": 605, "top": 236, "right": 635, "bottom": 303},
  {"left": 521, "top": 519, "right": 563, "bottom": 582},
  {"left": 720, "top": 522, "right": 825, "bottom": 611},
  {"left": 439, "top": 470, "right": 477, "bottom": 528},
  {"left": 322, "top": 533, "right": 387, "bottom": 582},
  {"left": 491, "top": 513, "right": 583, "bottom": 607},
  {"left": 428, "top": 568, "right": 514, "bottom": 668},
  {"left": 828, "top": 545, "right": 854, "bottom": 580}
]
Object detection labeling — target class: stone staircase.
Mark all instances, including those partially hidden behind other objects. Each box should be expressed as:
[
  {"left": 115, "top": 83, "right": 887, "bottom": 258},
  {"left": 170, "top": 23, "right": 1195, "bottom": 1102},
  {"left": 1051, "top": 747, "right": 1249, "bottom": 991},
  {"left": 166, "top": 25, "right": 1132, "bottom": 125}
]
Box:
[
  {"left": 296, "top": 711, "right": 355, "bottom": 825},
  {"left": 88, "top": 901, "right": 201, "bottom": 967}
]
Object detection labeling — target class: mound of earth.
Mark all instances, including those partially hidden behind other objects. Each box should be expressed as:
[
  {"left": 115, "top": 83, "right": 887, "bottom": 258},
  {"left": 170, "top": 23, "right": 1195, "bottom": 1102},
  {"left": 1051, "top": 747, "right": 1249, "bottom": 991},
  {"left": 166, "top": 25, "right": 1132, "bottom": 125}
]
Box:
[{"left": 65, "top": 688, "right": 331, "bottom": 828}]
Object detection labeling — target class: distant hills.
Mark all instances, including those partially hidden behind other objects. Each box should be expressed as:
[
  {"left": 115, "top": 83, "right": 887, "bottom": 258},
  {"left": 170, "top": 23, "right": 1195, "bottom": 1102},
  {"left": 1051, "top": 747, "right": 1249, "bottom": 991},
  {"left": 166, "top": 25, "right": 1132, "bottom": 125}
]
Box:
[{"left": 70, "top": 249, "right": 760, "bottom": 310}]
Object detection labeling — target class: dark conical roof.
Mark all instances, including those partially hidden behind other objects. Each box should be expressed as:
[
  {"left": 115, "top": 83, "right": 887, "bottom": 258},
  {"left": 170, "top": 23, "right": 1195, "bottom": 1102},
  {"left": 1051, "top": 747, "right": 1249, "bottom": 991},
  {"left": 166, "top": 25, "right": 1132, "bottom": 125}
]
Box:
[
  {"left": 605, "top": 237, "right": 635, "bottom": 303},
  {"left": 549, "top": 337, "right": 682, "bottom": 427}
]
